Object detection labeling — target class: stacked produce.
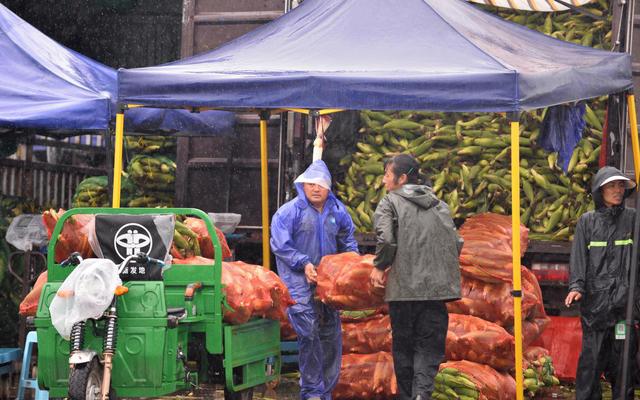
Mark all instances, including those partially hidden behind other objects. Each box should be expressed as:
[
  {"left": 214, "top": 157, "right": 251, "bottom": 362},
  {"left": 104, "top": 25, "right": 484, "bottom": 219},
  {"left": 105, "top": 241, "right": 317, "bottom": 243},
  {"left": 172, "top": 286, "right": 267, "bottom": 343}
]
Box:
[
  {"left": 125, "top": 135, "right": 176, "bottom": 154},
  {"left": 72, "top": 175, "right": 137, "bottom": 208},
  {"left": 126, "top": 155, "right": 176, "bottom": 207},
  {"left": 452, "top": 214, "right": 558, "bottom": 396},
  {"left": 458, "top": 213, "right": 528, "bottom": 282},
  {"left": 491, "top": 0, "right": 610, "bottom": 50},
  {"left": 316, "top": 252, "right": 386, "bottom": 310},
  {"left": 447, "top": 314, "right": 515, "bottom": 371},
  {"left": 182, "top": 217, "right": 232, "bottom": 259},
  {"left": 336, "top": 108, "right": 602, "bottom": 240},
  {"left": 31, "top": 215, "right": 293, "bottom": 328},
  {"left": 42, "top": 209, "right": 94, "bottom": 263},
  {"left": 334, "top": 352, "right": 397, "bottom": 400},
  {"left": 336, "top": 0, "right": 611, "bottom": 241},
  {"left": 41, "top": 210, "right": 231, "bottom": 264},
  {"left": 342, "top": 314, "right": 392, "bottom": 354},
  {"left": 434, "top": 361, "right": 516, "bottom": 400},
  {"left": 174, "top": 257, "right": 294, "bottom": 327},
  {"left": 327, "top": 214, "right": 559, "bottom": 398},
  {"left": 523, "top": 346, "right": 560, "bottom": 394}
]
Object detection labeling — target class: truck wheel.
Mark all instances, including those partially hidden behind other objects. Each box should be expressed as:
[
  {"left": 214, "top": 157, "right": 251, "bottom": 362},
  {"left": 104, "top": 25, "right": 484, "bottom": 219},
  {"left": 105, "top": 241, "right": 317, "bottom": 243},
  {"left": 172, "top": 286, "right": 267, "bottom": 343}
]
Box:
[
  {"left": 223, "top": 386, "right": 254, "bottom": 400},
  {"left": 68, "top": 358, "right": 104, "bottom": 400}
]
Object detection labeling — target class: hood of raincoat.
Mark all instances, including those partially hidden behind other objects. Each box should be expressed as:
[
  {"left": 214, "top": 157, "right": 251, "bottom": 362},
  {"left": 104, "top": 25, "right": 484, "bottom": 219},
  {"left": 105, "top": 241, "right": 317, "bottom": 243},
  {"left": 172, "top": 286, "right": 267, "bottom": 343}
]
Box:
[
  {"left": 392, "top": 184, "right": 440, "bottom": 210},
  {"left": 590, "top": 166, "right": 635, "bottom": 210},
  {"left": 294, "top": 160, "right": 335, "bottom": 207}
]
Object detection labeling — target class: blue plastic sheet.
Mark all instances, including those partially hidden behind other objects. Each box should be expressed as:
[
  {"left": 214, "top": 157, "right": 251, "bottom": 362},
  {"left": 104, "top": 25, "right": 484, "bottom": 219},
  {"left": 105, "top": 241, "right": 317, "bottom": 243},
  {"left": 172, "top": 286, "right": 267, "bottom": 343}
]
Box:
[
  {"left": 118, "top": 0, "right": 632, "bottom": 112},
  {"left": 0, "top": 3, "right": 234, "bottom": 135},
  {"left": 538, "top": 104, "right": 586, "bottom": 172}
]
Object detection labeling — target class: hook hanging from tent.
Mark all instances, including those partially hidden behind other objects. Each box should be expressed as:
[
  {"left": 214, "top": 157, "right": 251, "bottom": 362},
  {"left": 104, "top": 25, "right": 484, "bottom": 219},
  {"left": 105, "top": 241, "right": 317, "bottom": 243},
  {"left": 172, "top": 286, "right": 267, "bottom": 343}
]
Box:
[{"left": 312, "top": 111, "right": 332, "bottom": 162}]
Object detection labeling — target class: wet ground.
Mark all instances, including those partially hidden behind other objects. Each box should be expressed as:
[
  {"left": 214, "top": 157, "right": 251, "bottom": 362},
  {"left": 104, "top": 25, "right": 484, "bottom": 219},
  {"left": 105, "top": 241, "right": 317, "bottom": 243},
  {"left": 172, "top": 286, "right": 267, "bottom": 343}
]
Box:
[{"left": 153, "top": 374, "right": 301, "bottom": 399}]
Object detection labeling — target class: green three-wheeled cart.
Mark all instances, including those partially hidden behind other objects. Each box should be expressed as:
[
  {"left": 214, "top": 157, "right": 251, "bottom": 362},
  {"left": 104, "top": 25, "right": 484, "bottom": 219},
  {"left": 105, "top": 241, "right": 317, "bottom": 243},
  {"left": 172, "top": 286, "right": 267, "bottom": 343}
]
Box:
[{"left": 34, "top": 207, "right": 281, "bottom": 399}]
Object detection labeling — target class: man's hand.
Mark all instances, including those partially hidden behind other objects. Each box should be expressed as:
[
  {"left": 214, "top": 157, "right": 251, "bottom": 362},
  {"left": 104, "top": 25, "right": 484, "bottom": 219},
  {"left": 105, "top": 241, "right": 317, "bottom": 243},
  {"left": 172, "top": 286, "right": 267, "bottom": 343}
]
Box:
[
  {"left": 370, "top": 267, "right": 386, "bottom": 289},
  {"left": 304, "top": 263, "right": 318, "bottom": 284},
  {"left": 564, "top": 290, "right": 582, "bottom": 307}
]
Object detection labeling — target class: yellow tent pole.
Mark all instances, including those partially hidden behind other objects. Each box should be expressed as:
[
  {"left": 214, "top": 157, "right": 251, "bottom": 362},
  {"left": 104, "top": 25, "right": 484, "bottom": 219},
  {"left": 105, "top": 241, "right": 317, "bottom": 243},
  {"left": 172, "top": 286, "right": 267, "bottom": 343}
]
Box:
[
  {"left": 112, "top": 110, "right": 125, "bottom": 208},
  {"left": 259, "top": 111, "right": 271, "bottom": 270},
  {"left": 510, "top": 118, "right": 524, "bottom": 400},
  {"left": 627, "top": 94, "right": 640, "bottom": 185}
]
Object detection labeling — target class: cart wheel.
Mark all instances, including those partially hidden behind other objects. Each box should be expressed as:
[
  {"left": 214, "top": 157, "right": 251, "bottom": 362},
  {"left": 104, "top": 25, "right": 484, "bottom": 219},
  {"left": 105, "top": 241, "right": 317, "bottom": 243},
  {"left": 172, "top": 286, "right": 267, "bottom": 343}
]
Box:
[
  {"left": 223, "top": 386, "right": 254, "bottom": 400},
  {"left": 68, "top": 358, "right": 104, "bottom": 400}
]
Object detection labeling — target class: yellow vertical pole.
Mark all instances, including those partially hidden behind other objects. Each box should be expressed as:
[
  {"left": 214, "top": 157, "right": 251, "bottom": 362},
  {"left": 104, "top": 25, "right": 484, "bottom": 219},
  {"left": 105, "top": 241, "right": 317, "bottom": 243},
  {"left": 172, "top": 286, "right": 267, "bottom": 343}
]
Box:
[
  {"left": 627, "top": 94, "right": 640, "bottom": 185},
  {"left": 259, "top": 111, "right": 271, "bottom": 270},
  {"left": 112, "top": 110, "right": 125, "bottom": 208},
  {"left": 510, "top": 118, "right": 524, "bottom": 400}
]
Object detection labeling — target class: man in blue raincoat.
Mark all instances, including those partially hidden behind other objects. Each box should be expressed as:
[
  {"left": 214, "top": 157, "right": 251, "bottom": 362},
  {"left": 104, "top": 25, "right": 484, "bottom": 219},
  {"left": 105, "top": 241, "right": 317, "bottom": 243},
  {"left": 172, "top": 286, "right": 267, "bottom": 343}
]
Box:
[{"left": 271, "top": 160, "right": 359, "bottom": 400}]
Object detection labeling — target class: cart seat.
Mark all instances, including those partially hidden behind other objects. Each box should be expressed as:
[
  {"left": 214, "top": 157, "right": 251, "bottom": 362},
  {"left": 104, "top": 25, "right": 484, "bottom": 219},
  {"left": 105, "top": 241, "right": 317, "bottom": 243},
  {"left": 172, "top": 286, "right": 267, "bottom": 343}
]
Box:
[{"left": 93, "top": 214, "right": 175, "bottom": 280}]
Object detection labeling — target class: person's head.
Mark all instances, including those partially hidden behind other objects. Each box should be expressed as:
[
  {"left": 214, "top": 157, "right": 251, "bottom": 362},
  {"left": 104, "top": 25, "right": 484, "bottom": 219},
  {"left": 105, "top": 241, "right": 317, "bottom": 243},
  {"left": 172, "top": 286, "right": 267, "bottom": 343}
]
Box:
[
  {"left": 303, "top": 183, "right": 330, "bottom": 209},
  {"left": 383, "top": 154, "right": 422, "bottom": 191},
  {"left": 294, "top": 160, "right": 332, "bottom": 209},
  {"left": 591, "top": 166, "right": 636, "bottom": 208}
]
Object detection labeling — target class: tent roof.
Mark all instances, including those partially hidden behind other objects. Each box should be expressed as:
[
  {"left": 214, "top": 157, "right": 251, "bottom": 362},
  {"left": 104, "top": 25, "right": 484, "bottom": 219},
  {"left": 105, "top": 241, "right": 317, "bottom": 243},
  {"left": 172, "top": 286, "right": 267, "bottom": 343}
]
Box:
[
  {"left": 0, "top": 4, "right": 234, "bottom": 135},
  {"left": 118, "top": 0, "right": 632, "bottom": 112}
]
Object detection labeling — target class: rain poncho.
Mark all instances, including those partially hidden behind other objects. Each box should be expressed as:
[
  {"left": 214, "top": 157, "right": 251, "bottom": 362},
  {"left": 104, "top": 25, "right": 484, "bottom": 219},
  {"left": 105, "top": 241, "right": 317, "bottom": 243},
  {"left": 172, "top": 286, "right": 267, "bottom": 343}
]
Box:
[
  {"left": 373, "top": 184, "right": 462, "bottom": 301},
  {"left": 270, "top": 160, "right": 358, "bottom": 400},
  {"left": 569, "top": 166, "right": 637, "bottom": 329},
  {"left": 569, "top": 166, "right": 638, "bottom": 400},
  {"left": 271, "top": 160, "right": 358, "bottom": 303}
]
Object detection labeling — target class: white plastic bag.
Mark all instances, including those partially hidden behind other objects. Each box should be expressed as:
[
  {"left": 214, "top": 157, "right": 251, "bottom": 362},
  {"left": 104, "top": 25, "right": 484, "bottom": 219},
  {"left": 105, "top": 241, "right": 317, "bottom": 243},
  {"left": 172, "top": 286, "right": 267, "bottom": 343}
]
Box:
[
  {"left": 49, "top": 258, "right": 122, "bottom": 340},
  {"left": 5, "top": 214, "right": 48, "bottom": 251}
]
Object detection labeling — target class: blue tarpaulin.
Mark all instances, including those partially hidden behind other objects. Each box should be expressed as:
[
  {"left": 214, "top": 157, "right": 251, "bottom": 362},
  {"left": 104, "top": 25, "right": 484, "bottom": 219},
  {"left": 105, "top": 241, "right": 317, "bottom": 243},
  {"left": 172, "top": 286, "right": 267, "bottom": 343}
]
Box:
[
  {"left": 0, "top": 3, "right": 234, "bottom": 135},
  {"left": 118, "top": 0, "right": 632, "bottom": 112}
]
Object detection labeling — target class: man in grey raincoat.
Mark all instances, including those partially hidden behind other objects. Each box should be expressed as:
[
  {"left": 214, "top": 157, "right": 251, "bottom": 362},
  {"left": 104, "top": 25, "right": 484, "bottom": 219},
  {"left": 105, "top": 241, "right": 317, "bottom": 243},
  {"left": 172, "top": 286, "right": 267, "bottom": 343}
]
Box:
[
  {"left": 565, "top": 166, "right": 638, "bottom": 400},
  {"left": 370, "top": 154, "right": 462, "bottom": 400}
]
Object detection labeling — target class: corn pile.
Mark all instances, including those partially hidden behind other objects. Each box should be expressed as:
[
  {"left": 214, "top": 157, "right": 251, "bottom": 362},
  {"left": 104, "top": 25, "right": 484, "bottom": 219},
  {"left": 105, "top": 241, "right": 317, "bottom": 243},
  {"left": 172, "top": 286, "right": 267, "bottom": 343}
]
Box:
[
  {"left": 523, "top": 354, "right": 560, "bottom": 396},
  {"left": 172, "top": 220, "right": 201, "bottom": 258},
  {"left": 493, "top": 0, "right": 610, "bottom": 49},
  {"left": 126, "top": 155, "right": 176, "bottom": 207},
  {"left": 125, "top": 135, "right": 176, "bottom": 154},
  {"left": 433, "top": 367, "right": 480, "bottom": 400},
  {"left": 336, "top": 107, "right": 603, "bottom": 240},
  {"left": 72, "top": 175, "right": 137, "bottom": 208}
]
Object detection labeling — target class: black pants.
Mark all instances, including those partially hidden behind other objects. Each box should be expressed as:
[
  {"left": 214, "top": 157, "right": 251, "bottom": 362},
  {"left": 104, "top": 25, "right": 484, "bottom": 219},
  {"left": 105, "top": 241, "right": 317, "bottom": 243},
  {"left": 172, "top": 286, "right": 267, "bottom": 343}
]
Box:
[
  {"left": 576, "top": 321, "right": 638, "bottom": 400},
  {"left": 389, "top": 300, "right": 448, "bottom": 400}
]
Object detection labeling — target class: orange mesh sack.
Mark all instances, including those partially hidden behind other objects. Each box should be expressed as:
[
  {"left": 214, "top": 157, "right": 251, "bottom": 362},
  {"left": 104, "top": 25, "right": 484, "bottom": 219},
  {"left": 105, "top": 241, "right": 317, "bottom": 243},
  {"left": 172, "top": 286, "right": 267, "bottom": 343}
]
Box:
[
  {"left": 334, "top": 352, "right": 397, "bottom": 399},
  {"left": 183, "top": 217, "right": 232, "bottom": 259},
  {"left": 437, "top": 361, "right": 516, "bottom": 400},
  {"left": 19, "top": 270, "right": 48, "bottom": 316},
  {"left": 174, "top": 257, "right": 294, "bottom": 325},
  {"left": 458, "top": 213, "right": 529, "bottom": 283},
  {"left": 446, "top": 313, "right": 515, "bottom": 371},
  {"left": 517, "top": 268, "right": 551, "bottom": 346},
  {"left": 42, "top": 209, "right": 94, "bottom": 263},
  {"left": 316, "top": 252, "right": 385, "bottom": 310},
  {"left": 447, "top": 267, "right": 540, "bottom": 326},
  {"left": 342, "top": 314, "right": 392, "bottom": 354}
]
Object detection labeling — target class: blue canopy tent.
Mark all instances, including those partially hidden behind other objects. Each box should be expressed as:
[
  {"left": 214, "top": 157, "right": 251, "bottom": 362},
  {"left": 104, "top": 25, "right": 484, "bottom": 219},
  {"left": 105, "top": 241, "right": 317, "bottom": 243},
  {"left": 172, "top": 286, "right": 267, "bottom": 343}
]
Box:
[
  {"left": 117, "top": 0, "right": 636, "bottom": 396},
  {"left": 0, "top": 3, "right": 235, "bottom": 135}
]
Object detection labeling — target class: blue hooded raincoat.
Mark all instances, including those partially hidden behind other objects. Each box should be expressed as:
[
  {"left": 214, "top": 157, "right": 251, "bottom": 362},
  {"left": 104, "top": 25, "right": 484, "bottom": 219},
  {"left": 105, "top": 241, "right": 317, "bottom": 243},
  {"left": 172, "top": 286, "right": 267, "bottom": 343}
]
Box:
[{"left": 270, "top": 160, "right": 358, "bottom": 400}]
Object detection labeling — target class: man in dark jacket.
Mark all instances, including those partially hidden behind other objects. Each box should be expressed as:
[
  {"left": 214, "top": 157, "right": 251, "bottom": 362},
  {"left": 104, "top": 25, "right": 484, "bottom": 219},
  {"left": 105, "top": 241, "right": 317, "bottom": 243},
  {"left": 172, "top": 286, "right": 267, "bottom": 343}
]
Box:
[
  {"left": 370, "top": 154, "right": 462, "bottom": 400},
  {"left": 565, "top": 166, "right": 638, "bottom": 400}
]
